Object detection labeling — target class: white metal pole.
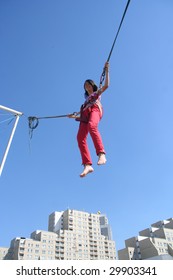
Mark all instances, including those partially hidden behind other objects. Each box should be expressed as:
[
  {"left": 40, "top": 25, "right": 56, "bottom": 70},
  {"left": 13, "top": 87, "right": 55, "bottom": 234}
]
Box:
[
  {"left": 0, "top": 105, "right": 23, "bottom": 116},
  {"left": 0, "top": 115, "right": 20, "bottom": 176}
]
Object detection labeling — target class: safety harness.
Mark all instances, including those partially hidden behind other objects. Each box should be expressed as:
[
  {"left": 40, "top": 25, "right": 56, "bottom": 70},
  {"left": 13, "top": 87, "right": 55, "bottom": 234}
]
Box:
[{"left": 76, "top": 91, "right": 103, "bottom": 123}]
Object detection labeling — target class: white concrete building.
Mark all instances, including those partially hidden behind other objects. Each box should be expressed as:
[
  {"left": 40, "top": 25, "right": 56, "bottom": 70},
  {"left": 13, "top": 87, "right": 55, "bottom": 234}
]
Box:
[
  {"left": 0, "top": 209, "right": 116, "bottom": 260},
  {"left": 118, "top": 218, "right": 173, "bottom": 260}
]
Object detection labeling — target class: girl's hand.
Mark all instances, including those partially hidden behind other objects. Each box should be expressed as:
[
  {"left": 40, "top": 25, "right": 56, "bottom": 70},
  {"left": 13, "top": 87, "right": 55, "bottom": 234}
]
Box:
[
  {"left": 104, "top": 61, "right": 109, "bottom": 72},
  {"left": 68, "top": 112, "right": 79, "bottom": 118}
]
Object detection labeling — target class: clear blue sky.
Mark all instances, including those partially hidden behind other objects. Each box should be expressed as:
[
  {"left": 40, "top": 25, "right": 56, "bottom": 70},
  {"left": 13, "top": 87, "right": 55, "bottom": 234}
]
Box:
[{"left": 0, "top": 0, "right": 173, "bottom": 252}]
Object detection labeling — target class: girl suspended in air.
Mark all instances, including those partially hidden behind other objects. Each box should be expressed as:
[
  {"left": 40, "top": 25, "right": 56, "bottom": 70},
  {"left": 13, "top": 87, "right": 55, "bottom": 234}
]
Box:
[{"left": 69, "top": 61, "right": 110, "bottom": 178}]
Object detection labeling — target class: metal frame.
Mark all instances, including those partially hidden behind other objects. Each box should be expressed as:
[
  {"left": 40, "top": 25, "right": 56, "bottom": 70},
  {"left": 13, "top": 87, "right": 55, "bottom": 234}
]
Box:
[{"left": 0, "top": 105, "right": 23, "bottom": 176}]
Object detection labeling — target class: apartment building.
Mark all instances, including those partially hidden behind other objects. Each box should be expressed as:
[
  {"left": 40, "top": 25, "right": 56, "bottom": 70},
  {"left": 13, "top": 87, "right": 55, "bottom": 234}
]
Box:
[
  {"left": 118, "top": 218, "right": 173, "bottom": 260},
  {"left": 48, "top": 209, "right": 116, "bottom": 260},
  {"left": 0, "top": 247, "right": 11, "bottom": 260},
  {"left": 0, "top": 209, "right": 116, "bottom": 260}
]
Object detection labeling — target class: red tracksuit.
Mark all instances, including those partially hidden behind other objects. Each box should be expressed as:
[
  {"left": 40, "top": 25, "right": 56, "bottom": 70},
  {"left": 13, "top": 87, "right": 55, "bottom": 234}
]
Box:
[{"left": 76, "top": 92, "right": 105, "bottom": 165}]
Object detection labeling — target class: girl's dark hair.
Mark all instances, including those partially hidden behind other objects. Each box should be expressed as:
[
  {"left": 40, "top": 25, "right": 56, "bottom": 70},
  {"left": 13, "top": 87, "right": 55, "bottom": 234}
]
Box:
[{"left": 84, "top": 79, "right": 98, "bottom": 99}]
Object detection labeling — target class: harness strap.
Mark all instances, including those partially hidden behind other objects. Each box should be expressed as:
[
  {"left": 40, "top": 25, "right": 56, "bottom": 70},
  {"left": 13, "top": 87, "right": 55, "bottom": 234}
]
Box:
[{"left": 95, "top": 100, "right": 103, "bottom": 117}]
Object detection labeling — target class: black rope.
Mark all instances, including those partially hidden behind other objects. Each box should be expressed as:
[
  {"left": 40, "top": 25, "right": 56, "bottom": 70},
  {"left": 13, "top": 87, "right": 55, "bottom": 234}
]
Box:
[
  {"left": 28, "top": 117, "right": 39, "bottom": 139},
  {"left": 36, "top": 114, "right": 69, "bottom": 120},
  {"left": 100, "top": 0, "right": 131, "bottom": 86},
  {"left": 28, "top": 113, "right": 77, "bottom": 138}
]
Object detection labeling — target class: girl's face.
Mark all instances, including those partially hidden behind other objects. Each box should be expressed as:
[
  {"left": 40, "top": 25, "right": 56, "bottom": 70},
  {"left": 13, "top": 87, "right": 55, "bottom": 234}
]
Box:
[{"left": 84, "top": 82, "right": 94, "bottom": 95}]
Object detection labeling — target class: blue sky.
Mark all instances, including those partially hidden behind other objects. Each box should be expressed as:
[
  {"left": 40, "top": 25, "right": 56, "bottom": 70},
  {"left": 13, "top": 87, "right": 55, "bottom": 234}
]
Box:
[{"left": 0, "top": 0, "right": 173, "bottom": 253}]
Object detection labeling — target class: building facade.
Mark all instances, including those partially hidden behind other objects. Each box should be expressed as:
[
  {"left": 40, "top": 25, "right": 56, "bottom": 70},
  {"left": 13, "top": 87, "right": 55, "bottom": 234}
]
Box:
[
  {"left": 0, "top": 209, "right": 116, "bottom": 260},
  {"left": 118, "top": 218, "right": 173, "bottom": 260},
  {"left": 48, "top": 209, "right": 116, "bottom": 260},
  {"left": 0, "top": 247, "right": 11, "bottom": 260}
]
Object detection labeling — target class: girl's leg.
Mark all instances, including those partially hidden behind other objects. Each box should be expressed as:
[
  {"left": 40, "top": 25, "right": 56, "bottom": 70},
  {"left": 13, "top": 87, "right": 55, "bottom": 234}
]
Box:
[
  {"left": 77, "top": 122, "right": 92, "bottom": 165},
  {"left": 88, "top": 108, "right": 106, "bottom": 156},
  {"left": 77, "top": 122, "right": 94, "bottom": 177}
]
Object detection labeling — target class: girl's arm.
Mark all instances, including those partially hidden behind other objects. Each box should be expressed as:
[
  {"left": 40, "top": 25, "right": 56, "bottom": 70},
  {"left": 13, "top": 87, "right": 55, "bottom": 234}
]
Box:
[{"left": 98, "top": 61, "right": 110, "bottom": 94}]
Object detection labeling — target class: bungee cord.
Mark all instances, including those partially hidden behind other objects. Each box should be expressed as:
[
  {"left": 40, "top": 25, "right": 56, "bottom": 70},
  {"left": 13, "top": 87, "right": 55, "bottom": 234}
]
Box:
[
  {"left": 100, "top": 0, "right": 131, "bottom": 87},
  {"left": 28, "top": 0, "right": 131, "bottom": 137},
  {"left": 28, "top": 113, "right": 75, "bottom": 138},
  {"left": 28, "top": 114, "right": 69, "bottom": 129}
]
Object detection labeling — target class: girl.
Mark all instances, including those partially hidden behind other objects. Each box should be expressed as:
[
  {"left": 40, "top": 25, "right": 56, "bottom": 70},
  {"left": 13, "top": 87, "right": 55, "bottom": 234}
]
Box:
[{"left": 69, "top": 62, "right": 110, "bottom": 177}]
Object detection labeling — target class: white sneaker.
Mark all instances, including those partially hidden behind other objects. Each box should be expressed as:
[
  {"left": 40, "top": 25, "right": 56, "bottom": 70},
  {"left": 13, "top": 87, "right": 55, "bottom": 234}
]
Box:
[
  {"left": 97, "top": 153, "right": 106, "bottom": 165},
  {"left": 80, "top": 165, "right": 94, "bottom": 178}
]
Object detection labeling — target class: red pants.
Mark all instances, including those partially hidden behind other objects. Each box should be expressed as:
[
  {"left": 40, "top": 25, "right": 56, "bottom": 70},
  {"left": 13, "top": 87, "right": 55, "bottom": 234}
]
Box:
[{"left": 77, "top": 106, "right": 105, "bottom": 165}]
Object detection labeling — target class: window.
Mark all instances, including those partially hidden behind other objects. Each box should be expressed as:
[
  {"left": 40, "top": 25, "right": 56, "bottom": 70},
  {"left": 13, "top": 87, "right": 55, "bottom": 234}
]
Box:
[{"left": 27, "top": 249, "right": 33, "bottom": 253}]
